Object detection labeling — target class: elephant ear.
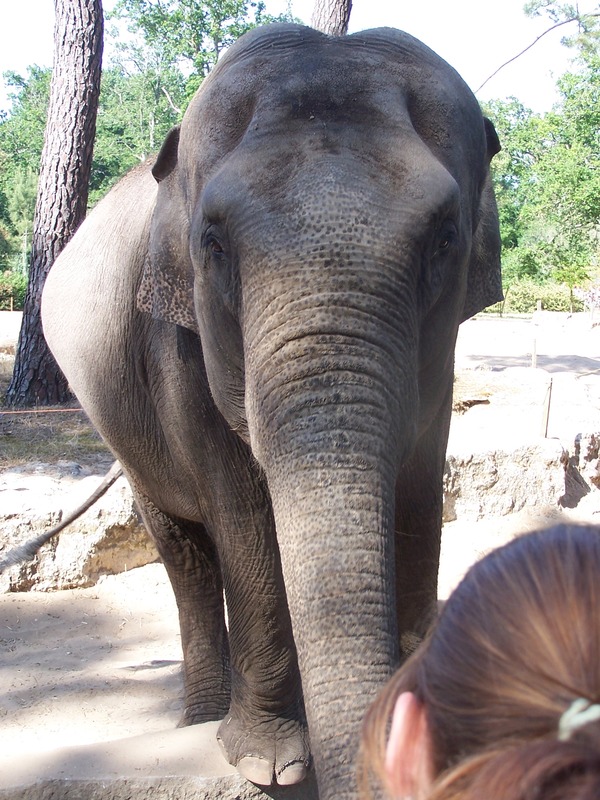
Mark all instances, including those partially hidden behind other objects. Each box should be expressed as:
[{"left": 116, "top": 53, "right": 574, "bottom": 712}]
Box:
[
  {"left": 137, "top": 126, "right": 199, "bottom": 333},
  {"left": 461, "top": 117, "right": 503, "bottom": 322}
]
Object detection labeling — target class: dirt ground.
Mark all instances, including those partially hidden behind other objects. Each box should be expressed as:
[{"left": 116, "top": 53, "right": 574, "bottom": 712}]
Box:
[{"left": 1, "top": 310, "right": 600, "bottom": 774}]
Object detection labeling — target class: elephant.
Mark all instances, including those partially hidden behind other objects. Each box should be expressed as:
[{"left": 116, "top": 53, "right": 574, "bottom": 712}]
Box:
[{"left": 42, "top": 23, "right": 502, "bottom": 800}]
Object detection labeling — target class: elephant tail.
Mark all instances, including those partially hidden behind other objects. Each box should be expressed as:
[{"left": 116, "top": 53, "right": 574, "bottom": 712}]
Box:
[{"left": 0, "top": 460, "right": 123, "bottom": 573}]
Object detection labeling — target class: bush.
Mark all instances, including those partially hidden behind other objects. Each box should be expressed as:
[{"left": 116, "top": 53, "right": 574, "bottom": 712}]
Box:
[
  {"left": 485, "top": 279, "right": 585, "bottom": 315},
  {"left": 0, "top": 271, "right": 27, "bottom": 310}
]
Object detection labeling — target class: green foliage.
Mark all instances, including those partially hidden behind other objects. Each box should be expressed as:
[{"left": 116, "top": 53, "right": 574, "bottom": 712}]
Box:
[
  {"left": 490, "top": 278, "right": 585, "bottom": 314},
  {"left": 524, "top": 1, "right": 600, "bottom": 49},
  {"left": 94, "top": 0, "right": 297, "bottom": 198},
  {"left": 0, "top": 1, "right": 297, "bottom": 211},
  {"left": 90, "top": 62, "right": 186, "bottom": 201},
  {"left": 0, "top": 67, "right": 51, "bottom": 175},
  {"left": 0, "top": 151, "right": 11, "bottom": 226},
  {"left": 500, "top": 246, "right": 545, "bottom": 286},
  {"left": 485, "top": 16, "right": 599, "bottom": 302},
  {"left": 110, "top": 0, "right": 296, "bottom": 79},
  {"left": 0, "top": 224, "right": 13, "bottom": 270},
  {"left": 484, "top": 98, "right": 539, "bottom": 251},
  {"left": 0, "top": 69, "right": 49, "bottom": 265},
  {"left": 0, "top": 163, "right": 38, "bottom": 271},
  {"left": 0, "top": 270, "right": 27, "bottom": 310},
  {"left": 0, "top": 0, "right": 596, "bottom": 299},
  {"left": 7, "top": 168, "right": 37, "bottom": 236}
]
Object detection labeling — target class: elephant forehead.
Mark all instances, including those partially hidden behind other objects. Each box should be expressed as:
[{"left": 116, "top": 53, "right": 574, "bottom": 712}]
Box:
[
  {"left": 205, "top": 23, "right": 464, "bottom": 104},
  {"left": 215, "top": 59, "right": 419, "bottom": 131},
  {"left": 179, "top": 29, "right": 483, "bottom": 199},
  {"left": 182, "top": 44, "right": 402, "bottom": 159},
  {"left": 200, "top": 124, "right": 459, "bottom": 228}
]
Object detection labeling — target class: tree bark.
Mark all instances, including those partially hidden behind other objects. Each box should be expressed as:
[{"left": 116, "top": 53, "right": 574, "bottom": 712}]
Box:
[
  {"left": 6, "top": 0, "right": 103, "bottom": 406},
  {"left": 310, "top": 0, "right": 352, "bottom": 36}
]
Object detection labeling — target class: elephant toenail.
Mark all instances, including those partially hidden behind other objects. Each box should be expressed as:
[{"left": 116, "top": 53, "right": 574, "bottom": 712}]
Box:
[
  {"left": 277, "top": 759, "right": 310, "bottom": 785},
  {"left": 237, "top": 755, "right": 274, "bottom": 786}
]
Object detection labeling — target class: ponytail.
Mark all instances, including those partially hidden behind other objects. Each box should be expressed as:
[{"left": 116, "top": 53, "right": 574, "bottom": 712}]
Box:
[
  {"left": 359, "top": 525, "right": 600, "bottom": 800},
  {"left": 430, "top": 731, "right": 600, "bottom": 800}
]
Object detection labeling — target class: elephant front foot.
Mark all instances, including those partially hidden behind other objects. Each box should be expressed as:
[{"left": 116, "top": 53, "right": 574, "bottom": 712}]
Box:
[{"left": 217, "top": 709, "right": 310, "bottom": 786}]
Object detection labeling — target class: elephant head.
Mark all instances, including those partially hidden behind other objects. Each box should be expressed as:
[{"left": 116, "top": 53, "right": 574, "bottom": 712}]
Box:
[{"left": 138, "top": 23, "right": 501, "bottom": 800}]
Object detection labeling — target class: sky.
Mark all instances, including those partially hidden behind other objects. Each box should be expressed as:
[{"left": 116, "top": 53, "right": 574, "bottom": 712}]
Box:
[{"left": 0, "top": 0, "right": 594, "bottom": 115}]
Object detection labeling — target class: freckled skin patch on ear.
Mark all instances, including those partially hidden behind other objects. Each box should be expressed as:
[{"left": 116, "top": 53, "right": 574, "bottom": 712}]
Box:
[{"left": 137, "top": 254, "right": 199, "bottom": 333}]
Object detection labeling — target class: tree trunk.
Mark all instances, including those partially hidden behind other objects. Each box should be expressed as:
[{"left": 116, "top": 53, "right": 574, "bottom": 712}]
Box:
[
  {"left": 310, "top": 0, "right": 352, "bottom": 36},
  {"left": 6, "top": 0, "right": 103, "bottom": 406}
]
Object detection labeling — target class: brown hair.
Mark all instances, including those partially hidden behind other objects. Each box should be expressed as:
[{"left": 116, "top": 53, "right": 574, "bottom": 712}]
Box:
[{"left": 360, "top": 524, "right": 600, "bottom": 800}]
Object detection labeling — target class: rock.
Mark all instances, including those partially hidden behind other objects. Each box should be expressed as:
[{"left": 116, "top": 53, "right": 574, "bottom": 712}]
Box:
[
  {"left": 443, "top": 436, "right": 598, "bottom": 523},
  {"left": 3, "top": 432, "right": 599, "bottom": 592},
  {"left": 0, "top": 466, "right": 158, "bottom": 592},
  {"left": 575, "top": 433, "right": 600, "bottom": 489}
]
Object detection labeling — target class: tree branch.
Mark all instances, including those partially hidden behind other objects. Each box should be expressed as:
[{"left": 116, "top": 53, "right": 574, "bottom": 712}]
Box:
[
  {"left": 476, "top": 13, "right": 600, "bottom": 93},
  {"left": 161, "top": 85, "right": 181, "bottom": 114}
]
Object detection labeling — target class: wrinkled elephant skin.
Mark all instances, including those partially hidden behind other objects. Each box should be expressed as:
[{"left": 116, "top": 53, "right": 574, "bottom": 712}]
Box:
[{"left": 42, "top": 23, "right": 501, "bottom": 800}]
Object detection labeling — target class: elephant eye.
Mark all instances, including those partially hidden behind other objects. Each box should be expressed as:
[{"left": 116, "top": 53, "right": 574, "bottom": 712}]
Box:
[
  {"left": 209, "top": 237, "right": 224, "bottom": 254},
  {"left": 436, "top": 222, "right": 458, "bottom": 254},
  {"left": 203, "top": 228, "right": 226, "bottom": 258}
]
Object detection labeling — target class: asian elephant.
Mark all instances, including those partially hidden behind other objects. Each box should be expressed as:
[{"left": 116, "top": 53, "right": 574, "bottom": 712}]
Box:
[{"left": 42, "top": 23, "right": 501, "bottom": 800}]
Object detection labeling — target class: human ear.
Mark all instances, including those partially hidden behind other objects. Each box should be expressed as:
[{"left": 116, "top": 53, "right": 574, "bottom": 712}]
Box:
[{"left": 385, "top": 692, "right": 434, "bottom": 798}]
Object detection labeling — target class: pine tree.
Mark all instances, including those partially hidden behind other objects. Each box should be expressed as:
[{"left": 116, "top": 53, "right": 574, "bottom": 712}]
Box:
[
  {"left": 6, "top": 0, "right": 104, "bottom": 405},
  {"left": 310, "top": 0, "right": 352, "bottom": 36}
]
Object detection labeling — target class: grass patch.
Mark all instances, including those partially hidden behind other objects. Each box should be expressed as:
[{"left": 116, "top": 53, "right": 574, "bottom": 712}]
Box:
[{"left": 0, "top": 350, "right": 112, "bottom": 469}]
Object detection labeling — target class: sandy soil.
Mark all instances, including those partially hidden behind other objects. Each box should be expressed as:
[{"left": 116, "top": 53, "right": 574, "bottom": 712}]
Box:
[{"left": 1, "top": 310, "right": 600, "bottom": 778}]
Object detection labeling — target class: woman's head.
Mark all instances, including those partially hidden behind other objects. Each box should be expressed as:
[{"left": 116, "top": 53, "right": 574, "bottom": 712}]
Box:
[{"left": 361, "top": 524, "right": 600, "bottom": 799}]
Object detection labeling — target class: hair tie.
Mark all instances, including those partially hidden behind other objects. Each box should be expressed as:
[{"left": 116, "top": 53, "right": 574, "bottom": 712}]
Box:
[{"left": 558, "top": 698, "right": 600, "bottom": 741}]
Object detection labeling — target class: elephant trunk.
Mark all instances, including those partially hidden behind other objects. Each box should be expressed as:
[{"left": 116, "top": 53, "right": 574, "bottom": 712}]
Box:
[
  {"left": 268, "top": 461, "right": 399, "bottom": 795},
  {"left": 243, "top": 267, "right": 419, "bottom": 796}
]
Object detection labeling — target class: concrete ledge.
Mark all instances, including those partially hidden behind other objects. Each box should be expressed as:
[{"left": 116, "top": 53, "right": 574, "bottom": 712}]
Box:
[{"left": 0, "top": 722, "right": 318, "bottom": 800}]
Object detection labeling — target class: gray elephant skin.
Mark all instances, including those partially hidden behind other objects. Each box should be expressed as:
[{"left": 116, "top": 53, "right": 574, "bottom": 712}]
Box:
[{"left": 42, "top": 23, "right": 501, "bottom": 800}]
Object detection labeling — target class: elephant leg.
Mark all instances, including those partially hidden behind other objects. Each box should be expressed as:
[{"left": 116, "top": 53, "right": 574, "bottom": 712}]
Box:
[
  {"left": 212, "top": 493, "right": 309, "bottom": 787},
  {"left": 133, "top": 490, "right": 231, "bottom": 723},
  {"left": 394, "top": 379, "right": 454, "bottom": 657}
]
